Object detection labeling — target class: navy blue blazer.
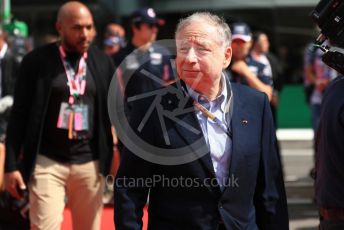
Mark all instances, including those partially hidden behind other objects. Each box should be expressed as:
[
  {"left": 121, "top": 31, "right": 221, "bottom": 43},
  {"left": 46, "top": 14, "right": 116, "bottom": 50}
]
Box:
[{"left": 114, "top": 79, "right": 288, "bottom": 230}]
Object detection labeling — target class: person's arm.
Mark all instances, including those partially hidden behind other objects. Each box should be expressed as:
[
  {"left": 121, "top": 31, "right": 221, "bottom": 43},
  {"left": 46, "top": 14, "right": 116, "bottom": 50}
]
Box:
[
  {"left": 5, "top": 52, "right": 36, "bottom": 198},
  {"left": 114, "top": 97, "right": 155, "bottom": 230},
  {"left": 316, "top": 78, "right": 331, "bottom": 92},
  {"left": 114, "top": 149, "right": 153, "bottom": 230},
  {"left": 304, "top": 58, "right": 331, "bottom": 93},
  {"left": 304, "top": 64, "right": 316, "bottom": 84},
  {"left": 231, "top": 60, "right": 273, "bottom": 101},
  {"left": 303, "top": 45, "right": 317, "bottom": 86},
  {"left": 254, "top": 94, "right": 289, "bottom": 230}
]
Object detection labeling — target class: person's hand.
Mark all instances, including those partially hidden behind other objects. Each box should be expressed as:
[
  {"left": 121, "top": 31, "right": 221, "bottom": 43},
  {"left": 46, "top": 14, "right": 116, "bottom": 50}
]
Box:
[
  {"left": 111, "top": 126, "right": 118, "bottom": 145},
  {"left": 316, "top": 79, "right": 329, "bottom": 92},
  {"left": 5, "top": 170, "right": 26, "bottom": 200},
  {"left": 271, "top": 94, "right": 279, "bottom": 107}
]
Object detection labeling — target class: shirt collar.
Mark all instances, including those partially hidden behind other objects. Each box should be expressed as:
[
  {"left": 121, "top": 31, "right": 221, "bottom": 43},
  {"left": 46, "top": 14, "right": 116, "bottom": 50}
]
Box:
[
  {"left": 186, "top": 73, "right": 228, "bottom": 113},
  {"left": 0, "top": 43, "right": 8, "bottom": 59}
]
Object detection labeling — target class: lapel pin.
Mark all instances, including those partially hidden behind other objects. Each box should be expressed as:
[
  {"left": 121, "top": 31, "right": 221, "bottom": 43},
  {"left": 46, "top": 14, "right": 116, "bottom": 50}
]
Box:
[{"left": 242, "top": 119, "right": 248, "bottom": 124}]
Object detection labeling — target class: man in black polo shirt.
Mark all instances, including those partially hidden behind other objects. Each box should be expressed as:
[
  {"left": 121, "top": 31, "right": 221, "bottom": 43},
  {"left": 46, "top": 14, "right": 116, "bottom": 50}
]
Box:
[{"left": 4, "top": 2, "right": 114, "bottom": 229}]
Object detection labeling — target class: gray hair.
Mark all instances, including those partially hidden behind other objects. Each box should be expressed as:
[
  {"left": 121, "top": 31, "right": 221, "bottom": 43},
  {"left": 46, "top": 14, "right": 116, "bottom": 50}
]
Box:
[{"left": 175, "top": 12, "right": 232, "bottom": 47}]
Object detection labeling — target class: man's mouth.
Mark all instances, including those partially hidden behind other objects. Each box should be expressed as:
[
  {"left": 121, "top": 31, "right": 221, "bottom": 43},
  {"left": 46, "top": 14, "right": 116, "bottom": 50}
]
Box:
[
  {"left": 183, "top": 69, "right": 199, "bottom": 72},
  {"left": 79, "top": 41, "right": 90, "bottom": 47}
]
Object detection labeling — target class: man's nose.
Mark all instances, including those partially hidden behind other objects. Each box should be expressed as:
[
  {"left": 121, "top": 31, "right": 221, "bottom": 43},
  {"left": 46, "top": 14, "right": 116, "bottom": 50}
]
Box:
[
  {"left": 80, "top": 27, "right": 88, "bottom": 38},
  {"left": 185, "top": 48, "right": 197, "bottom": 63}
]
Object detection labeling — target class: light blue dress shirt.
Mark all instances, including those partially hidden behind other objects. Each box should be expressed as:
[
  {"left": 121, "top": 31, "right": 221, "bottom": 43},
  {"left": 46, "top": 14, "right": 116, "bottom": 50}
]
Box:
[{"left": 186, "top": 75, "right": 232, "bottom": 190}]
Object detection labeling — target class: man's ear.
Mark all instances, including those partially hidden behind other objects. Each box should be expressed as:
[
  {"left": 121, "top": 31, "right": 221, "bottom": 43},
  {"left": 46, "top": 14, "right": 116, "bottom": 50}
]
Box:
[
  {"left": 223, "top": 46, "right": 232, "bottom": 68},
  {"left": 56, "top": 22, "right": 62, "bottom": 35}
]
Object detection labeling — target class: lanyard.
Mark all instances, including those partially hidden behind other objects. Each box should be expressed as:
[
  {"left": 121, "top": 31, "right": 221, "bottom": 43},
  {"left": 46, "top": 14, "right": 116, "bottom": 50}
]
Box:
[
  {"left": 193, "top": 100, "right": 232, "bottom": 138},
  {"left": 59, "top": 45, "right": 88, "bottom": 104},
  {"left": 181, "top": 85, "right": 233, "bottom": 138},
  {"left": 179, "top": 75, "right": 234, "bottom": 137}
]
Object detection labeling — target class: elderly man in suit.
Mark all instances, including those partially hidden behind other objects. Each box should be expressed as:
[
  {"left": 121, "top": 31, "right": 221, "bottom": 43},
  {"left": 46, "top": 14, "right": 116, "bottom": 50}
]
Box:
[{"left": 114, "top": 12, "right": 288, "bottom": 230}]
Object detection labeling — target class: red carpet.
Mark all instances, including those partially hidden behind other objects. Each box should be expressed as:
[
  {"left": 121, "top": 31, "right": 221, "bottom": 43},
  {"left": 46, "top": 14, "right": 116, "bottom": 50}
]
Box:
[{"left": 61, "top": 206, "right": 148, "bottom": 230}]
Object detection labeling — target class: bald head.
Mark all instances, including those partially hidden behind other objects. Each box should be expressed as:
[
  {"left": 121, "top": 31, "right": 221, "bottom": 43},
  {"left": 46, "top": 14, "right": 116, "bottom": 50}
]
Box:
[
  {"left": 56, "top": 1, "right": 95, "bottom": 54},
  {"left": 57, "top": 1, "right": 92, "bottom": 23}
]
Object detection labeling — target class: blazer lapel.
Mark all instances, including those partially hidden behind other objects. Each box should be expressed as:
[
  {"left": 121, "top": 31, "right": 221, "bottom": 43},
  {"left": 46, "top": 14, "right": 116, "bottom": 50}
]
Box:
[
  {"left": 222, "top": 84, "right": 251, "bottom": 195},
  {"left": 49, "top": 45, "right": 64, "bottom": 84},
  {"left": 86, "top": 47, "right": 97, "bottom": 81},
  {"left": 222, "top": 84, "right": 254, "bottom": 198},
  {"left": 86, "top": 47, "right": 104, "bottom": 102}
]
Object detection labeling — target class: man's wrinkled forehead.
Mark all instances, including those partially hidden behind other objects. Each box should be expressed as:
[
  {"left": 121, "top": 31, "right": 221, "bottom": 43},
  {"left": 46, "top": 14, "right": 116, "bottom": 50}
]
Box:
[
  {"left": 176, "top": 30, "right": 224, "bottom": 49},
  {"left": 176, "top": 36, "right": 214, "bottom": 47}
]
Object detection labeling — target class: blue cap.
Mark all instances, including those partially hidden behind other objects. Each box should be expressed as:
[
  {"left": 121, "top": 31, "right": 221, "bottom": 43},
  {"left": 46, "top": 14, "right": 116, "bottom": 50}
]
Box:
[
  {"left": 231, "top": 22, "right": 252, "bottom": 42},
  {"left": 130, "top": 8, "right": 165, "bottom": 26}
]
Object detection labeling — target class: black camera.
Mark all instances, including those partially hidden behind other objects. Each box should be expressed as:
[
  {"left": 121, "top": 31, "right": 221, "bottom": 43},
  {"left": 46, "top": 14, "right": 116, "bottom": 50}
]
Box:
[{"left": 310, "top": 0, "right": 344, "bottom": 74}]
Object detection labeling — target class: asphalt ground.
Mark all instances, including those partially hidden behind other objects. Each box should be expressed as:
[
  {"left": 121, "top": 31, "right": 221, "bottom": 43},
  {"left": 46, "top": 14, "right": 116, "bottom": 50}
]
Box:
[{"left": 280, "top": 139, "right": 319, "bottom": 230}]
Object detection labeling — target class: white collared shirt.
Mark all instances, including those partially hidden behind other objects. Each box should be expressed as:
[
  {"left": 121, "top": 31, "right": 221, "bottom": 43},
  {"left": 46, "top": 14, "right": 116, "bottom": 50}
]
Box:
[{"left": 186, "top": 74, "right": 232, "bottom": 190}]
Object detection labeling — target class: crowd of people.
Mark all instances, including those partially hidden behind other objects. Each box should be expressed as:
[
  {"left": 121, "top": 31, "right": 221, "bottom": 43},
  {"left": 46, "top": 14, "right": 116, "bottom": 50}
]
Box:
[{"left": 0, "top": 1, "right": 342, "bottom": 230}]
